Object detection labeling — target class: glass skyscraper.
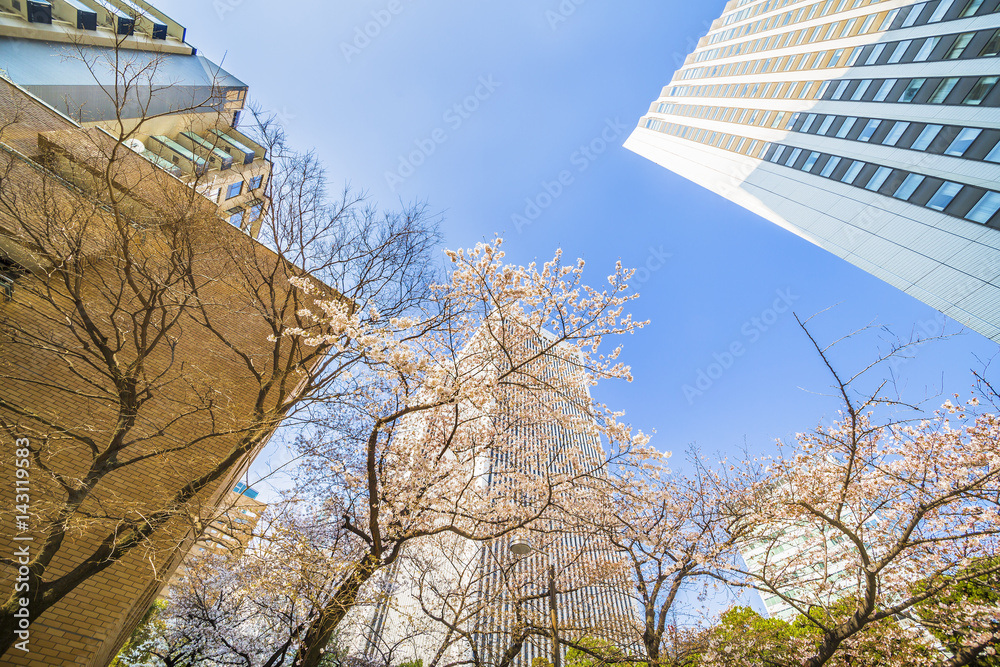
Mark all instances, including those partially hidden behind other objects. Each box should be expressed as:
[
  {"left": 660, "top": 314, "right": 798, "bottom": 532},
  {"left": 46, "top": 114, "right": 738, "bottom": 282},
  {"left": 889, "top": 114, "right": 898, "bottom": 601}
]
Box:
[{"left": 626, "top": 0, "right": 1000, "bottom": 342}]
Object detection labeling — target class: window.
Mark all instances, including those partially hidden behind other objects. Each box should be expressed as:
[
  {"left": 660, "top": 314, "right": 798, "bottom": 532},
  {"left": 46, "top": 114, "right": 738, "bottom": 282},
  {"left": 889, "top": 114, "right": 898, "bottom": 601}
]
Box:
[
  {"left": 902, "top": 4, "right": 923, "bottom": 27},
  {"left": 894, "top": 173, "right": 925, "bottom": 200},
  {"left": 818, "top": 116, "right": 835, "bottom": 135},
  {"left": 820, "top": 156, "right": 842, "bottom": 177},
  {"left": 801, "top": 114, "right": 818, "bottom": 132},
  {"left": 841, "top": 160, "right": 865, "bottom": 184},
  {"left": 912, "top": 124, "right": 943, "bottom": 150},
  {"left": 929, "top": 0, "right": 954, "bottom": 21},
  {"left": 961, "top": 0, "right": 984, "bottom": 15},
  {"left": 226, "top": 182, "right": 243, "bottom": 199},
  {"left": 874, "top": 79, "right": 897, "bottom": 101},
  {"left": 771, "top": 146, "right": 787, "bottom": 163},
  {"left": 898, "top": 79, "right": 926, "bottom": 103},
  {"left": 966, "top": 191, "right": 1000, "bottom": 223},
  {"left": 888, "top": 40, "right": 911, "bottom": 64},
  {"left": 859, "top": 119, "right": 881, "bottom": 142},
  {"left": 914, "top": 37, "right": 940, "bottom": 61},
  {"left": 832, "top": 80, "right": 850, "bottom": 99},
  {"left": 927, "top": 181, "right": 963, "bottom": 210},
  {"left": 882, "top": 121, "right": 910, "bottom": 146},
  {"left": 249, "top": 175, "right": 264, "bottom": 190},
  {"left": 802, "top": 151, "right": 821, "bottom": 171},
  {"left": 981, "top": 30, "right": 1000, "bottom": 57},
  {"left": 865, "top": 44, "right": 886, "bottom": 65},
  {"left": 851, "top": 80, "right": 872, "bottom": 100},
  {"left": 945, "top": 128, "right": 982, "bottom": 156},
  {"left": 964, "top": 77, "right": 999, "bottom": 105},
  {"left": 785, "top": 148, "right": 803, "bottom": 166},
  {"left": 929, "top": 78, "right": 959, "bottom": 103},
  {"left": 865, "top": 166, "right": 893, "bottom": 191},
  {"left": 228, "top": 208, "right": 243, "bottom": 227},
  {"left": 946, "top": 33, "right": 975, "bottom": 59},
  {"left": 0, "top": 255, "right": 25, "bottom": 302},
  {"left": 836, "top": 117, "right": 858, "bottom": 138},
  {"left": 986, "top": 140, "right": 1000, "bottom": 163}
]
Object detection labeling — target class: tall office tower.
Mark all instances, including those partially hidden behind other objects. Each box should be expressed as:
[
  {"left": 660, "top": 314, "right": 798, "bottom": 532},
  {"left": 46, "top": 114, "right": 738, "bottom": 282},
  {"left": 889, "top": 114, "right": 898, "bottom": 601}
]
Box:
[
  {"left": 353, "top": 331, "right": 638, "bottom": 667},
  {"left": 626, "top": 0, "right": 1000, "bottom": 342},
  {"left": 0, "top": 0, "right": 271, "bottom": 236},
  {"left": 738, "top": 516, "right": 858, "bottom": 621},
  {"left": 0, "top": 5, "right": 315, "bottom": 664}
]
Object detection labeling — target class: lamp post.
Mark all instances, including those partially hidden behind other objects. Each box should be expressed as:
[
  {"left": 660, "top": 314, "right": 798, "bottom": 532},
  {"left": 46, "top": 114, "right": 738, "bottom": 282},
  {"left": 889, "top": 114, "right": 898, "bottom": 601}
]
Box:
[{"left": 510, "top": 537, "right": 561, "bottom": 667}]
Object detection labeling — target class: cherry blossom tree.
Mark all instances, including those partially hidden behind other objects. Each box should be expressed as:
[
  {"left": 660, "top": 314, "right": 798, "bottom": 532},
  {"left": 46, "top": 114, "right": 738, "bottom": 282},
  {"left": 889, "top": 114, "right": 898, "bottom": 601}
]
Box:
[
  {"left": 713, "top": 316, "right": 1000, "bottom": 666},
  {"left": 281, "top": 238, "right": 652, "bottom": 666},
  {"left": 600, "top": 458, "right": 748, "bottom": 667}
]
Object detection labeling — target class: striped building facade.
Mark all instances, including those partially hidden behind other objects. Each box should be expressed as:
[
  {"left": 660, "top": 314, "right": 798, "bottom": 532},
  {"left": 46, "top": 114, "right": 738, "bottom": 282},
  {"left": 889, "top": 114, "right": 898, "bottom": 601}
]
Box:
[
  {"left": 626, "top": 0, "right": 1000, "bottom": 342},
  {"left": 356, "top": 332, "right": 638, "bottom": 667}
]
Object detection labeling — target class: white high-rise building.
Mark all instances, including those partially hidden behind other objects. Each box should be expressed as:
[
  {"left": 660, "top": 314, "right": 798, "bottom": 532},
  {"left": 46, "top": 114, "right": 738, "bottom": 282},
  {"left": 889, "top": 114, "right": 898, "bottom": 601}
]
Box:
[
  {"left": 626, "top": 0, "right": 1000, "bottom": 342},
  {"left": 351, "top": 330, "right": 638, "bottom": 667}
]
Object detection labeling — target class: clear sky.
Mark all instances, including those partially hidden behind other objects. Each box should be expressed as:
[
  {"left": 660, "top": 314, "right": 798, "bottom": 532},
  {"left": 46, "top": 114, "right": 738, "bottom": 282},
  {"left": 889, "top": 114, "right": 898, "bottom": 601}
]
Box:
[{"left": 156, "top": 0, "right": 998, "bottom": 467}]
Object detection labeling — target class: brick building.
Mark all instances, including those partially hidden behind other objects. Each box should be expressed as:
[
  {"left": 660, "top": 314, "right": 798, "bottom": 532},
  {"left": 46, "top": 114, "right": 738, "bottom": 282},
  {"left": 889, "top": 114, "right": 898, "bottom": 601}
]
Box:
[{"left": 0, "top": 15, "right": 325, "bottom": 664}]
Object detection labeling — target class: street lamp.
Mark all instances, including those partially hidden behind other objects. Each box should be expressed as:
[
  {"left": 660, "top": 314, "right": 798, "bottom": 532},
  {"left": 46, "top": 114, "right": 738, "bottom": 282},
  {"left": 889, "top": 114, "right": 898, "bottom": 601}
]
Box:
[{"left": 509, "top": 537, "right": 561, "bottom": 667}]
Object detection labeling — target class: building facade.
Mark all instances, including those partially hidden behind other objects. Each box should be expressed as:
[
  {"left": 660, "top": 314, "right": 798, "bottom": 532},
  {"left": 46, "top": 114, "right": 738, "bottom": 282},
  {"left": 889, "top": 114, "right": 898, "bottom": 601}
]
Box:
[
  {"left": 0, "top": 0, "right": 270, "bottom": 236},
  {"left": 0, "top": 5, "right": 313, "bottom": 663},
  {"left": 353, "top": 332, "right": 638, "bottom": 667},
  {"left": 626, "top": 0, "right": 1000, "bottom": 342}
]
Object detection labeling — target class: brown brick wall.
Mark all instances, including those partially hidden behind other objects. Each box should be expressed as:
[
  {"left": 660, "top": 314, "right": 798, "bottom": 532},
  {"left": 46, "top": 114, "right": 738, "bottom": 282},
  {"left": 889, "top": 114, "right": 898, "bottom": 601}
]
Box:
[{"left": 0, "top": 82, "right": 318, "bottom": 667}]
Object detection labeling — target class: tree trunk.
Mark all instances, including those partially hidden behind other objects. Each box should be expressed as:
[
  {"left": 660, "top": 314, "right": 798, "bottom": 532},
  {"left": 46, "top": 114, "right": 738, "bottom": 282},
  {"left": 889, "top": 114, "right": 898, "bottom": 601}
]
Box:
[{"left": 293, "top": 554, "right": 381, "bottom": 667}]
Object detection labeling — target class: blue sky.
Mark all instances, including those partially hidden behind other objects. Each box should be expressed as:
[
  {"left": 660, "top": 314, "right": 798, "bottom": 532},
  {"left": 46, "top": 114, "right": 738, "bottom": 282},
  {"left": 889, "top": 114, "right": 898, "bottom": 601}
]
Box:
[{"left": 157, "top": 0, "right": 998, "bottom": 466}]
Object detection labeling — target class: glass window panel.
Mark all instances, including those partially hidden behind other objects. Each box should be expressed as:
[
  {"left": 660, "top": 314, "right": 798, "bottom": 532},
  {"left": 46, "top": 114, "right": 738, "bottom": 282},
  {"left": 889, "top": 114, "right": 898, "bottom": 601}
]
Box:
[
  {"left": 882, "top": 121, "right": 910, "bottom": 146},
  {"left": 981, "top": 30, "right": 1000, "bottom": 57},
  {"left": 818, "top": 116, "right": 835, "bottom": 135},
  {"left": 865, "top": 43, "right": 886, "bottom": 64},
  {"left": 985, "top": 140, "right": 1000, "bottom": 163},
  {"left": 945, "top": 128, "right": 982, "bottom": 156},
  {"left": 874, "top": 79, "right": 897, "bottom": 101},
  {"left": 960, "top": 0, "right": 984, "bottom": 16},
  {"left": 966, "top": 191, "right": 1000, "bottom": 223},
  {"left": 888, "top": 40, "right": 911, "bottom": 63},
  {"left": 851, "top": 79, "right": 872, "bottom": 100},
  {"left": 946, "top": 33, "right": 975, "bottom": 58},
  {"left": 929, "top": 0, "right": 954, "bottom": 21},
  {"left": 802, "top": 151, "right": 821, "bottom": 171},
  {"left": 894, "top": 173, "right": 925, "bottom": 200},
  {"left": 841, "top": 160, "right": 865, "bottom": 183},
  {"left": 901, "top": 4, "right": 923, "bottom": 27},
  {"left": 836, "top": 117, "right": 858, "bottom": 138},
  {"left": 866, "top": 166, "right": 893, "bottom": 191},
  {"left": 785, "top": 148, "right": 803, "bottom": 166},
  {"left": 859, "top": 119, "right": 881, "bottom": 141},
  {"left": 929, "top": 78, "right": 959, "bottom": 103},
  {"left": 964, "top": 76, "right": 999, "bottom": 105},
  {"left": 832, "top": 80, "right": 850, "bottom": 99},
  {"left": 801, "top": 114, "right": 818, "bottom": 132},
  {"left": 914, "top": 37, "right": 940, "bottom": 61},
  {"left": 899, "top": 78, "right": 926, "bottom": 102},
  {"left": 927, "top": 181, "right": 963, "bottom": 210},
  {"left": 912, "top": 125, "right": 943, "bottom": 150},
  {"left": 820, "top": 156, "right": 842, "bottom": 177},
  {"left": 772, "top": 145, "right": 787, "bottom": 162}
]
